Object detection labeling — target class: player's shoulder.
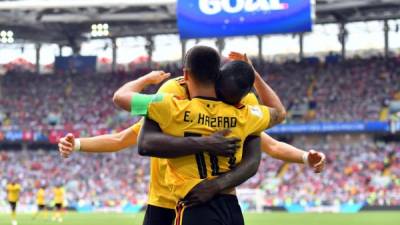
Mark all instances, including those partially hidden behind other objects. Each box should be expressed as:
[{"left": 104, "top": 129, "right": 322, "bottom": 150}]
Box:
[
  {"left": 246, "top": 104, "right": 267, "bottom": 118},
  {"left": 161, "top": 76, "right": 185, "bottom": 88},
  {"left": 158, "top": 76, "right": 187, "bottom": 96},
  {"left": 240, "top": 92, "right": 259, "bottom": 105}
]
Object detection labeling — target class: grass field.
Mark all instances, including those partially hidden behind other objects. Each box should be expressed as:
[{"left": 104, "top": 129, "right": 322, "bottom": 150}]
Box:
[{"left": 1, "top": 212, "right": 399, "bottom": 225}]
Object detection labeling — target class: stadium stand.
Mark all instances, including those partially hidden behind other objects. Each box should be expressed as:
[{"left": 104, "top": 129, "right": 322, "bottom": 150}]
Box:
[
  {"left": 0, "top": 56, "right": 399, "bottom": 209},
  {"left": 1, "top": 55, "right": 399, "bottom": 134}
]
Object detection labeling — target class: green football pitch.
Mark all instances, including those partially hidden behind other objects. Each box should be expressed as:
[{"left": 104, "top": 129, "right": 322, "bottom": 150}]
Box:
[{"left": 1, "top": 212, "right": 399, "bottom": 225}]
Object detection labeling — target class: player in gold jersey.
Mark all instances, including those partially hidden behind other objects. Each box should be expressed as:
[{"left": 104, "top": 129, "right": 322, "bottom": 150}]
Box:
[
  {"left": 52, "top": 184, "right": 65, "bottom": 223},
  {"left": 58, "top": 47, "right": 325, "bottom": 225},
  {"left": 113, "top": 47, "right": 285, "bottom": 225},
  {"left": 6, "top": 180, "right": 21, "bottom": 225},
  {"left": 33, "top": 185, "right": 48, "bottom": 220}
]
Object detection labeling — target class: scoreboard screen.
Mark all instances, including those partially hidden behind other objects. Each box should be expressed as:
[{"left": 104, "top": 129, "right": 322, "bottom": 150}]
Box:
[{"left": 177, "top": 0, "right": 313, "bottom": 39}]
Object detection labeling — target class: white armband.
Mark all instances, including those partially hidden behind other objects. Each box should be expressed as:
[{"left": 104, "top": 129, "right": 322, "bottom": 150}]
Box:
[
  {"left": 73, "top": 139, "right": 81, "bottom": 152},
  {"left": 302, "top": 152, "right": 309, "bottom": 166}
]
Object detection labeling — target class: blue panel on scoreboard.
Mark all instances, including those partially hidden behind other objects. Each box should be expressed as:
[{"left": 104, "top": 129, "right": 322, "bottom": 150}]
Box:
[{"left": 177, "top": 0, "right": 313, "bottom": 39}]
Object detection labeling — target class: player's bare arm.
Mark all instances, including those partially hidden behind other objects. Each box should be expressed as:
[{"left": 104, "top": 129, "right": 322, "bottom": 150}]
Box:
[
  {"left": 58, "top": 127, "right": 138, "bottom": 158},
  {"left": 262, "top": 108, "right": 325, "bottom": 172},
  {"left": 261, "top": 133, "right": 325, "bottom": 173},
  {"left": 138, "top": 118, "right": 239, "bottom": 158},
  {"left": 113, "top": 71, "right": 171, "bottom": 111},
  {"left": 183, "top": 135, "right": 261, "bottom": 207}
]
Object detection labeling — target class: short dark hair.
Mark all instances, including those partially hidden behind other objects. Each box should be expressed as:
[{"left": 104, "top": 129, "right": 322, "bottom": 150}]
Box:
[
  {"left": 184, "top": 46, "right": 220, "bottom": 85},
  {"left": 216, "top": 61, "right": 255, "bottom": 105}
]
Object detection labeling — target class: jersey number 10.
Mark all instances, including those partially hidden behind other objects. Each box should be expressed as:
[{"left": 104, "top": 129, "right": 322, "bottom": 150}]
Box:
[{"left": 184, "top": 132, "right": 236, "bottom": 179}]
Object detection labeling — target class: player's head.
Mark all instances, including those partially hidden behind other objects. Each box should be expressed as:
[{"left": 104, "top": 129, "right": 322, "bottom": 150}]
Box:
[
  {"left": 183, "top": 46, "right": 220, "bottom": 86},
  {"left": 216, "top": 61, "right": 255, "bottom": 105}
]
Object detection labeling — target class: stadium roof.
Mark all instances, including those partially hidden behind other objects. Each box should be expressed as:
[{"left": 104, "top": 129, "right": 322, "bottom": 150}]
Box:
[{"left": 0, "top": 0, "right": 399, "bottom": 46}]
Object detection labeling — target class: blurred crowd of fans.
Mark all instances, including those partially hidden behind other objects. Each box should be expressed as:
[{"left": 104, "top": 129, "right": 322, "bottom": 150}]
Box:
[
  {"left": 0, "top": 56, "right": 399, "bottom": 208},
  {"left": 259, "top": 56, "right": 400, "bottom": 122},
  {"left": 0, "top": 135, "right": 398, "bottom": 207},
  {"left": 1, "top": 56, "right": 400, "bottom": 133},
  {"left": 0, "top": 149, "right": 149, "bottom": 208},
  {"left": 247, "top": 135, "right": 399, "bottom": 207}
]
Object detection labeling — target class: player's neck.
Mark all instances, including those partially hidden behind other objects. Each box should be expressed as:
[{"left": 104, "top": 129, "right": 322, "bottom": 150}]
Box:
[{"left": 189, "top": 84, "right": 217, "bottom": 99}]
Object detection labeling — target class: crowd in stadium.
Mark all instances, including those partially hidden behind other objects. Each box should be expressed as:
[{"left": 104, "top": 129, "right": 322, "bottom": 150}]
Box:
[
  {"left": 0, "top": 149, "right": 150, "bottom": 207},
  {"left": 1, "top": 54, "right": 399, "bottom": 209},
  {"left": 1, "top": 55, "right": 400, "bottom": 134},
  {"left": 259, "top": 55, "right": 400, "bottom": 122},
  {"left": 254, "top": 135, "right": 400, "bottom": 207},
  {"left": 1, "top": 135, "right": 398, "bottom": 207}
]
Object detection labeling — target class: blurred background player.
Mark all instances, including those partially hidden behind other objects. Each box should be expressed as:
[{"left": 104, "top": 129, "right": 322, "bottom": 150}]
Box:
[
  {"left": 6, "top": 180, "right": 21, "bottom": 225},
  {"left": 33, "top": 185, "right": 48, "bottom": 220},
  {"left": 53, "top": 184, "right": 65, "bottom": 223}
]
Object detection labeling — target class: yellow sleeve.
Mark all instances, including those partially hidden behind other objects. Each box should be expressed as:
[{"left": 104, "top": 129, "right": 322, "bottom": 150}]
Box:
[
  {"left": 157, "top": 77, "right": 187, "bottom": 96},
  {"left": 240, "top": 92, "right": 259, "bottom": 105},
  {"left": 147, "top": 95, "right": 174, "bottom": 128},
  {"left": 247, "top": 105, "right": 271, "bottom": 136},
  {"left": 131, "top": 93, "right": 174, "bottom": 129},
  {"left": 131, "top": 120, "right": 142, "bottom": 135}
]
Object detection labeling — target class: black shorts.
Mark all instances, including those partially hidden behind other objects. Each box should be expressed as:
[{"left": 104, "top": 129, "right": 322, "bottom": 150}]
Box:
[
  {"left": 142, "top": 204, "right": 175, "bottom": 225},
  {"left": 176, "top": 194, "right": 244, "bottom": 225},
  {"left": 55, "top": 203, "right": 63, "bottom": 210},
  {"left": 38, "top": 204, "right": 46, "bottom": 210},
  {"left": 9, "top": 201, "right": 17, "bottom": 211}
]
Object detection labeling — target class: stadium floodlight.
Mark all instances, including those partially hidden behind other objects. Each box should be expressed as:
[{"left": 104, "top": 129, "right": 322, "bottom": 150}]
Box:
[
  {"left": 91, "top": 30, "right": 98, "bottom": 37},
  {"left": 90, "top": 23, "right": 110, "bottom": 38},
  {"left": 0, "top": 30, "right": 14, "bottom": 43}
]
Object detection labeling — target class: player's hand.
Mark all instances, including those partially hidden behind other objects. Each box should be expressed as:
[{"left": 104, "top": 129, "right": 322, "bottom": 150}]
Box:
[
  {"left": 228, "top": 51, "right": 255, "bottom": 69},
  {"left": 142, "top": 71, "right": 171, "bottom": 85},
  {"left": 203, "top": 129, "right": 240, "bottom": 157},
  {"left": 58, "top": 133, "right": 75, "bottom": 158},
  {"left": 307, "top": 150, "right": 326, "bottom": 173},
  {"left": 181, "top": 178, "right": 220, "bottom": 207}
]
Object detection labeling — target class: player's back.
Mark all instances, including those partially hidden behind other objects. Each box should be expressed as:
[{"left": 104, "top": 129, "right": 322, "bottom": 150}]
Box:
[
  {"left": 37, "top": 188, "right": 46, "bottom": 205},
  {"left": 141, "top": 77, "right": 261, "bottom": 209},
  {"left": 7, "top": 184, "right": 21, "bottom": 202},
  {"left": 53, "top": 187, "right": 64, "bottom": 204},
  {"left": 135, "top": 94, "right": 270, "bottom": 200}
]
